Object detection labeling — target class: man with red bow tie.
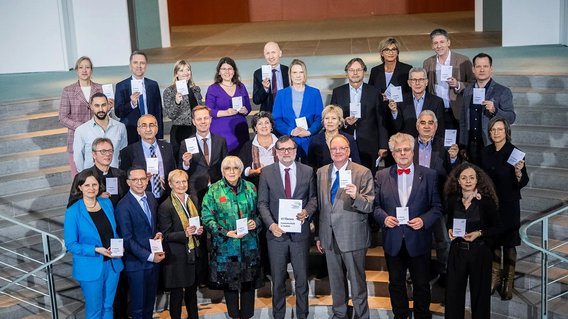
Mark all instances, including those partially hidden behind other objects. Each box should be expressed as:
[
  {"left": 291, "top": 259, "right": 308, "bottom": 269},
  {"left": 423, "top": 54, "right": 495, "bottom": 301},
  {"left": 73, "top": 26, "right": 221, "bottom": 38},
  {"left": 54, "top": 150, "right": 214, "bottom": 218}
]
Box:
[{"left": 372, "top": 132, "right": 442, "bottom": 319}]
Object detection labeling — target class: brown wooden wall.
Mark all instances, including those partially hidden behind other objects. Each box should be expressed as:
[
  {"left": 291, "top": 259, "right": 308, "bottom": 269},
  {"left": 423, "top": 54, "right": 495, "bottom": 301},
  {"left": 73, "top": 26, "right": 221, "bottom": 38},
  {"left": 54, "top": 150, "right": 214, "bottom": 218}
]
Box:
[{"left": 168, "top": 0, "right": 474, "bottom": 26}]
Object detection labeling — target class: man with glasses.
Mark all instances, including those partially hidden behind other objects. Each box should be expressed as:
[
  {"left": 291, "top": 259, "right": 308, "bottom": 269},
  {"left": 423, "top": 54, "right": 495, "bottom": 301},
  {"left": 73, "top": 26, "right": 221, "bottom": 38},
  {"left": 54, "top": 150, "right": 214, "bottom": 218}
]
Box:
[
  {"left": 119, "top": 114, "right": 175, "bottom": 204},
  {"left": 116, "top": 166, "right": 165, "bottom": 319},
  {"left": 387, "top": 67, "right": 445, "bottom": 139},
  {"left": 258, "top": 135, "right": 317, "bottom": 319},
  {"left": 459, "top": 53, "right": 516, "bottom": 165},
  {"left": 373, "top": 132, "right": 442, "bottom": 319},
  {"left": 73, "top": 92, "right": 127, "bottom": 172},
  {"left": 331, "top": 57, "right": 388, "bottom": 175},
  {"left": 315, "top": 135, "right": 374, "bottom": 319}
]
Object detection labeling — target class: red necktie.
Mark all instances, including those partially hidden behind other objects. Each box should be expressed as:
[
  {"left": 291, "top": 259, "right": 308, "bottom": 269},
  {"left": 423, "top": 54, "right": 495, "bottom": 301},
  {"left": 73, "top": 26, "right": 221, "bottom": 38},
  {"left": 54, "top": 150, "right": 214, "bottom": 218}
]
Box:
[
  {"left": 397, "top": 168, "right": 411, "bottom": 175},
  {"left": 271, "top": 69, "right": 278, "bottom": 100},
  {"left": 284, "top": 168, "right": 291, "bottom": 199}
]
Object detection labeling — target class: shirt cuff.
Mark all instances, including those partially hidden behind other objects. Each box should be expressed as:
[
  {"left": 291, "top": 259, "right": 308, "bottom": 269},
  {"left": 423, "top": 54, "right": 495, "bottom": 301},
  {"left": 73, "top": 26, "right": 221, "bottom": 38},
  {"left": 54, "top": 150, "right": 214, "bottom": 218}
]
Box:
[
  {"left": 147, "top": 253, "right": 154, "bottom": 262},
  {"left": 131, "top": 101, "right": 137, "bottom": 109}
]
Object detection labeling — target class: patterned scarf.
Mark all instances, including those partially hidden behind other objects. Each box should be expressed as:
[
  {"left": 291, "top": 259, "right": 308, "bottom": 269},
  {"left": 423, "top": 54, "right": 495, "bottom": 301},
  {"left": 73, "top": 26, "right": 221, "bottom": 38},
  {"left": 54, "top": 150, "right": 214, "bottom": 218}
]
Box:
[{"left": 171, "top": 192, "right": 200, "bottom": 250}]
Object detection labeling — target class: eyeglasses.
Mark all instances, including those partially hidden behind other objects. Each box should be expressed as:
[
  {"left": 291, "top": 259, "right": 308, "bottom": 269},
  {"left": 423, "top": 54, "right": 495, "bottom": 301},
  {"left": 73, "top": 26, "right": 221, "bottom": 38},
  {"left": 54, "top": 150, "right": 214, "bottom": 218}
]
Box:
[
  {"left": 138, "top": 123, "right": 158, "bottom": 129},
  {"left": 220, "top": 67, "right": 234, "bottom": 72},
  {"left": 129, "top": 177, "right": 148, "bottom": 183},
  {"left": 409, "top": 78, "right": 426, "bottom": 84},
  {"left": 94, "top": 149, "right": 114, "bottom": 155},
  {"left": 348, "top": 68, "right": 364, "bottom": 73},
  {"left": 276, "top": 147, "right": 296, "bottom": 153},
  {"left": 382, "top": 48, "right": 399, "bottom": 53},
  {"left": 330, "top": 146, "right": 349, "bottom": 153},
  {"left": 393, "top": 147, "right": 412, "bottom": 153},
  {"left": 490, "top": 127, "right": 505, "bottom": 133}
]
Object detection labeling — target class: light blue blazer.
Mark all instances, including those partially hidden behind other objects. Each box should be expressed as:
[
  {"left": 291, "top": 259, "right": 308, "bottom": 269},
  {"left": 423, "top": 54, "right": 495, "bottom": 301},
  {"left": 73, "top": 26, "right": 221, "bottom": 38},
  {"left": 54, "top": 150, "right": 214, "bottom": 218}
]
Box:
[
  {"left": 272, "top": 85, "right": 323, "bottom": 159},
  {"left": 64, "top": 197, "right": 124, "bottom": 282}
]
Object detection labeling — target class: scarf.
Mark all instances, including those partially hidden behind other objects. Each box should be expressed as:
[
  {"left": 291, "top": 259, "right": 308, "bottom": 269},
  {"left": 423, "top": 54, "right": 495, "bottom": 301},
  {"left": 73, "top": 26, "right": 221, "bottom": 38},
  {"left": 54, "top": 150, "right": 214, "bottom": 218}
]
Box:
[{"left": 171, "top": 192, "right": 200, "bottom": 251}]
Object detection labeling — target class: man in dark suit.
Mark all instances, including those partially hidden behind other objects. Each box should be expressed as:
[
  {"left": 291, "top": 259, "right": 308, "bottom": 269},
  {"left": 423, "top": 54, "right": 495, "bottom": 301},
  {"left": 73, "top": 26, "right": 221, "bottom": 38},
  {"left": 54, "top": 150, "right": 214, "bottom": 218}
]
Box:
[
  {"left": 258, "top": 135, "right": 317, "bottom": 319},
  {"left": 373, "top": 133, "right": 442, "bottom": 319},
  {"left": 253, "top": 42, "right": 290, "bottom": 113},
  {"left": 179, "top": 105, "right": 228, "bottom": 208},
  {"left": 330, "top": 58, "right": 389, "bottom": 174},
  {"left": 115, "top": 51, "right": 164, "bottom": 144},
  {"left": 459, "top": 53, "right": 516, "bottom": 165},
  {"left": 119, "top": 114, "right": 176, "bottom": 204},
  {"left": 388, "top": 67, "right": 445, "bottom": 139},
  {"left": 115, "top": 167, "right": 165, "bottom": 319},
  {"left": 315, "top": 135, "right": 374, "bottom": 319},
  {"left": 423, "top": 29, "right": 474, "bottom": 130},
  {"left": 413, "top": 110, "right": 459, "bottom": 286}
]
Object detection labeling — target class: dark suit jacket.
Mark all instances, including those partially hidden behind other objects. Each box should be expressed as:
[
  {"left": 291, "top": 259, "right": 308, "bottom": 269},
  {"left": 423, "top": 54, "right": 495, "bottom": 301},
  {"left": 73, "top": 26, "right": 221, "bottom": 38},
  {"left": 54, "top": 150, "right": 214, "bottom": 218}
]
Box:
[
  {"left": 115, "top": 76, "right": 164, "bottom": 140},
  {"left": 179, "top": 133, "right": 228, "bottom": 208},
  {"left": 257, "top": 162, "right": 318, "bottom": 242},
  {"left": 330, "top": 83, "right": 388, "bottom": 170},
  {"left": 115, "top": 191, "right": 159, "bottom": 272},
  {"left": 368, "top": 61, "right": 413, "bottom": 94},
  {"left": 459, "top": 79, "right": 516, "bottom": 147},
  {"left": 423, "top": 51, "right": 474, "bottom": 120},
  {"left": 119, "top": 140, "right": 176, "bottom": 202},
  {"left": 413, "top": 138, "right": 458, "bottom": 195},
  {"left": 69, "top": 165, "right": 128, "bottom": 207},
  {"left": 253, "top": 65, "right": 290, "bottom": 112},
  {"left": 391, "top": 92, "right": 445, "bottom": 138},
  {"left": 372, "top": 165, "right": 442, "bottom": 257}
]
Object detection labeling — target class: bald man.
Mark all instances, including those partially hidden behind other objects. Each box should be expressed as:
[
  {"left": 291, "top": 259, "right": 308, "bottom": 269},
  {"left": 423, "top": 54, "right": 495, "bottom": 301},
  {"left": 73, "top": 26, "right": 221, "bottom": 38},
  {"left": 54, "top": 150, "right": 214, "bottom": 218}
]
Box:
[{"left": 253, "top": 42, "right": 290, "bottom": 112}]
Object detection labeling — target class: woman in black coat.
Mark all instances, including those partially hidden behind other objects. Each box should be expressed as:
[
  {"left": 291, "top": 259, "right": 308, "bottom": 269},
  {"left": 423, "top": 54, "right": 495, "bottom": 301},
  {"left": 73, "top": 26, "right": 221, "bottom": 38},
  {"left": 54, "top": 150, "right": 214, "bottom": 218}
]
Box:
[
  {"left": 480, "top": 118, "right": 529, "bottom": 300},
  {"left": 158, "top": 169, "right": 204, "bottom": 319}
]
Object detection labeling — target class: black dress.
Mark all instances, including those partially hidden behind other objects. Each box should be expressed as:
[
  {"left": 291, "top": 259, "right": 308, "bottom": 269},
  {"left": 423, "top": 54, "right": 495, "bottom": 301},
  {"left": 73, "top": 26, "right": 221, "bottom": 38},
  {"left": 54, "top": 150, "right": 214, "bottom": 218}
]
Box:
[{"left": 480, "top": 142, "right": 529, "bottom": 247}]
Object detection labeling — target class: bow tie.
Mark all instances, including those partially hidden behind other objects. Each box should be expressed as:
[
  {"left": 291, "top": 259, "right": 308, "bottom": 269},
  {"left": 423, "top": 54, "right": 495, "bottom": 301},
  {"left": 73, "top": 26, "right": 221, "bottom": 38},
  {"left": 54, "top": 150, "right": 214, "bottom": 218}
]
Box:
[{"left": 397, "top": 168, "right": 411, "bottom": 175}]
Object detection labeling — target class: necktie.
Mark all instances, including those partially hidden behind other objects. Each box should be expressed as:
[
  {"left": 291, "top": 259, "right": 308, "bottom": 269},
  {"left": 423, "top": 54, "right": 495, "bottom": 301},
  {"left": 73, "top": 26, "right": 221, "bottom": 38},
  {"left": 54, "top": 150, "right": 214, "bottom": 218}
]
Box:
[
  {"left": 149, "top": 145, "right": 162, "bottom": 198},
  {"left": 284, "top": 168, "right": 291, "bottom": 199},
  {"left": 202, "top": 137, "right": 210, "bottom": 165},
  {"left": 397, "top": 168, "right": 411, "bottom": 175},
  {"left": 139, "top": 94, "right": 146, "bottom": 115},
  {"left": 141, "top": 196, "right": 152, "bottom": 225},
  {"left": 330, "top": 171, "right": 339, "bottom": 205},
  {"left": 271, "top": 69, "right": 278, "bottom": 100}
]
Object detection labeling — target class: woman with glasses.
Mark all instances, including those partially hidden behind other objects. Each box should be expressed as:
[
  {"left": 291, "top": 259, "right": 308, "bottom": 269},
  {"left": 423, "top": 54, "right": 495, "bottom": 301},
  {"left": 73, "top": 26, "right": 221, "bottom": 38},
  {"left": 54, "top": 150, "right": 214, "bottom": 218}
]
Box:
[
  {"left": 201, "top": 156, "right": 262, "bottom": 319},
  {"left": 163, "top": 60, "right": 204, "bottom": 163},
  {"left": 272, "top": 59, "right": 323, "bottom": 162},
  {"left": 307, "top": 105, "right": 360, "bottom": 171},
  {"left": 206, "top": 57, "right": 251, "bottom": 155},
  {"left": 60, "top": 56, "right": 104, "bottom": 177},
  {"left": 368, "top": 37, "right": 413, "bottom": 95},
  {"left": 480, "top": 118, "right": 528, "bottom": 300},
  {"left": 64, "top": 169, "right": 124, "bottom": 319}
]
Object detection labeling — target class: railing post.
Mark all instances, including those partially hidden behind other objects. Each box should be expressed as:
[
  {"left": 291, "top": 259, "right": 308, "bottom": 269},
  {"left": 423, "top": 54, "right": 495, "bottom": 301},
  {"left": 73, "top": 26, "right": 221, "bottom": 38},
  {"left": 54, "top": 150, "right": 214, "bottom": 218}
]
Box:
[
  {"left": 42, "top": 234, "right": 59, "bottom": 319},
  {"left": 541, "top": 218, "right": 548, "bottom": 319}
]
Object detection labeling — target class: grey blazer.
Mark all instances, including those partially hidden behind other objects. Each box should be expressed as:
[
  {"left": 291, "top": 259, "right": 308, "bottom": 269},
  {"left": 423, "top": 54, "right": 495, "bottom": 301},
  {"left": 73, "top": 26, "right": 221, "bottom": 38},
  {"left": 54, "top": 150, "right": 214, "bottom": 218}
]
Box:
[
  {"left": 258, "top": 161, "right": 318, "bottom": 242},
  {"left": 316, "top": 161, "right": 374, "bottom": 252}
]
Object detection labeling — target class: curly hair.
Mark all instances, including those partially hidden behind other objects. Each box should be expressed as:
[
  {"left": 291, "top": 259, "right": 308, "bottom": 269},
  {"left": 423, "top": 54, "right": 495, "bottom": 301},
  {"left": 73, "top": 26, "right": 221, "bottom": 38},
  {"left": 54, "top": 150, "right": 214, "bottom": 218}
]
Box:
[{"left": 444, "top": 162, "right": 499, "bottom": 207}]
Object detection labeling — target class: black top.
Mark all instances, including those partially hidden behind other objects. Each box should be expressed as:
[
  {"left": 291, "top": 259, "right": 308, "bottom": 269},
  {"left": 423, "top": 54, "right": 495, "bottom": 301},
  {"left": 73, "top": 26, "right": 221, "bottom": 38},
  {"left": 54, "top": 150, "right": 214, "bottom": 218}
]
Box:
[
  {"left": 89, "top": 208, "right": 113, "bottom": 261},
  {"left": 446, "top": 195, "right": 500, "bottom": 246}
]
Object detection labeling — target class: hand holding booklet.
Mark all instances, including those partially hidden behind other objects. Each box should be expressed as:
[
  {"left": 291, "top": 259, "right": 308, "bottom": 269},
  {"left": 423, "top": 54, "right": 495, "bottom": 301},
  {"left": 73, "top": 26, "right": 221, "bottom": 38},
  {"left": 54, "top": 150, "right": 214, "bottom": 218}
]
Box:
[
  {"left": 149, "top": 239, "right": 163, "bottom": 254},
  {"left": 278, "top": 199, "right": 302, "bottom": 233}
]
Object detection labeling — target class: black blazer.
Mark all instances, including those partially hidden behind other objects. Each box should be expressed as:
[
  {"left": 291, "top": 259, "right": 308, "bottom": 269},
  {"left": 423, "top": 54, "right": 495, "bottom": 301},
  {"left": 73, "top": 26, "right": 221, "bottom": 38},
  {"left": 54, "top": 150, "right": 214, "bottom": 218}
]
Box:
[
  {"left": 253, "top": 65, "right": 290, "bottom": 112},
  {"left": 119, "top": 140, "right": 176, "bottom": 202},
  {"left": 179, "top": 133, "right": 228, "bottom": 208},
  {"left": 391, "top": 92, "right": 445, "bottom": 138},
  {"left": 368, "top": 61, "right": 413, "bottom": 94},
  {"left": 413, "top": 138, "right": 458, "bottom": 195},
  {"left": 69, "top": 165, "right": 128, "bottom": 207},
  {"left": 330, "top": 83, "right": 388, "bottom": 171}
]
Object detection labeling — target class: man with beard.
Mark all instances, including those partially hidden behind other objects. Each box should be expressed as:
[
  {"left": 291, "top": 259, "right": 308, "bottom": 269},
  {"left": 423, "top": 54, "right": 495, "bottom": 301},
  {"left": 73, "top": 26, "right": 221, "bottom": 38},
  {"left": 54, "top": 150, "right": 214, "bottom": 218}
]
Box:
[{"left": 73, "top": 92, "right": 127, "bottom": 171}]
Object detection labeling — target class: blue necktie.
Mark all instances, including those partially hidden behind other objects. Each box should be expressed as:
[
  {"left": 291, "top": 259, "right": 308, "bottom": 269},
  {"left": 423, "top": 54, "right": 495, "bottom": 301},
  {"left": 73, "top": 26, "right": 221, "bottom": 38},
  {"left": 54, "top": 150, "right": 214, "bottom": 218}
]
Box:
[
  {"left": 139, "top": 94, "right": 146, "bottom": 115},
  {"left": 330, "top": 171, "right": 339, "bottom": 205},
  {"left": 141, "top": 196, "right": 152, "bottom": 225}
]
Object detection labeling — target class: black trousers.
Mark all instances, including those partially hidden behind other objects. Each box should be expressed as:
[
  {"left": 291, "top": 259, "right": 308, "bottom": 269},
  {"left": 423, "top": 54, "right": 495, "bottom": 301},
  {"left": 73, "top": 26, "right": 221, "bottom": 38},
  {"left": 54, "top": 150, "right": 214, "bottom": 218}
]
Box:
[
  {"left": 385, "top": 242, "right": 432, "bottom": 319},
  {"left": 224, "top": 282, "right": 256, "bottom": 319},
  {"left": 169, "top": 283, "right": 198, "bottom": 319},
  {"left": 445, "top": 240, "right": 492, "bottom": 319}
]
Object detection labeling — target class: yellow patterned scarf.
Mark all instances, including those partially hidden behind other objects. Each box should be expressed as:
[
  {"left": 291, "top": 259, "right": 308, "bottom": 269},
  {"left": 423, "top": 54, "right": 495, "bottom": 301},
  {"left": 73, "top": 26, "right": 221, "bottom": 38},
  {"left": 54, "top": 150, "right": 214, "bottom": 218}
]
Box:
[{"left": 171, "top": 192, "right": 200, "bottom": 251}]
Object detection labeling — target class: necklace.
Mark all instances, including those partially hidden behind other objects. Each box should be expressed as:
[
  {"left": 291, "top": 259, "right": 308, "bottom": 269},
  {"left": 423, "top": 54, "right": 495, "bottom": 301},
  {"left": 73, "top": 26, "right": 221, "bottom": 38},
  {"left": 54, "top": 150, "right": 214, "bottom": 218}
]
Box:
[
  {"left": 221, "top": 82, "right": 234, "bottom": 87},
  {"left": 85, "top": 200, "right": 98, "bottom": 209}
]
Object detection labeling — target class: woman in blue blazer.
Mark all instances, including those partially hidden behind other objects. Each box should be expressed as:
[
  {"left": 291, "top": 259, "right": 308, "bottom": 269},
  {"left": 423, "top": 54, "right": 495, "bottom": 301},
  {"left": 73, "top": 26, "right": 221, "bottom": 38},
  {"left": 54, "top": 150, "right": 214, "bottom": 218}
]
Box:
[
  {"left": 272, "top": 59, "right": 323, "bottom": 162},
  {"left": 64, "top": 170, "right": 124, "bottom": 319}
]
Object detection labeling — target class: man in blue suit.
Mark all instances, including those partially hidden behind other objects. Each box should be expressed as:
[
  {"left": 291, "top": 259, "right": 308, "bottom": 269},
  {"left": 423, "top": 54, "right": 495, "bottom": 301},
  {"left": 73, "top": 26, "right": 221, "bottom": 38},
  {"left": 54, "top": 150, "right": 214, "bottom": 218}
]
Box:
[
  {"left": 373, "top": 132, "right": 442, "bottom": 319},
  {"left": 115, "top": 51, "right": 164, "bottom": 145},
  {"left": 115, "top": 166, "right": 165, "bottom": 319}
]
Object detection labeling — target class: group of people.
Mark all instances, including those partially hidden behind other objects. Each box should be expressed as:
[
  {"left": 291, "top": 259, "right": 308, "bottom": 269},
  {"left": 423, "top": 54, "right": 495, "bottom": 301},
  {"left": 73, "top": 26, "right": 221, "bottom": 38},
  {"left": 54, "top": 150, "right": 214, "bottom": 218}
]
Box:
[{"left": 61, "top": 27, "right": 529, "bottom": 319}]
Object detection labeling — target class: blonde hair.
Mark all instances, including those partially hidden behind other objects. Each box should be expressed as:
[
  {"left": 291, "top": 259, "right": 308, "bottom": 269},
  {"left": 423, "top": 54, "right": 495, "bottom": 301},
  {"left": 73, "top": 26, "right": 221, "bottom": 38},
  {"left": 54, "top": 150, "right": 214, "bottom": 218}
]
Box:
[
  {"left": 172, "top": 59, "right": 195, "bottom": 87},
  {"left": 388, "top": 133, "right": 415, "bottom": 152},
  {"left": 321, "top": 105, "right": 345, "bottom": 129},
  {"left": 289, "top": 59, "right": 308, "bottom": 84}
]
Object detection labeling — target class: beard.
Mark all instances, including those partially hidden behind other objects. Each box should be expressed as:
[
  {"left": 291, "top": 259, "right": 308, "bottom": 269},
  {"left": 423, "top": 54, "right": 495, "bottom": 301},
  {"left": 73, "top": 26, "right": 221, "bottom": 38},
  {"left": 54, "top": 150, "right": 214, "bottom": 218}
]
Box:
[{"left": 95, "top": 112, "right": 107, "bottom": 120}]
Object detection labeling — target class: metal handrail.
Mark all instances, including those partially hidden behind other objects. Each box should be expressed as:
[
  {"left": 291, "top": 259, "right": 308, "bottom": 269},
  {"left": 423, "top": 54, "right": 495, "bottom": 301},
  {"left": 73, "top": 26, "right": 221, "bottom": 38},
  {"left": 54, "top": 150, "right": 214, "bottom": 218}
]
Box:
[
  {"left": 0, "top": 213, "right": 66, "bottom": 319},
  {"left": 519, "top": 205, "right": 568, "bottom": 319}
]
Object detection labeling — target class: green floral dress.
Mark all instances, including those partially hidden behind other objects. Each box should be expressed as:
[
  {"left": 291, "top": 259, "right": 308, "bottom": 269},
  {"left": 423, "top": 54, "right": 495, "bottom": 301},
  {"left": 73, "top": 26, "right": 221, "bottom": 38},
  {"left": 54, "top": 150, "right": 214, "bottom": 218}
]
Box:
[{"left": 201, "top": 178, "right": 261, "bottom": 290}]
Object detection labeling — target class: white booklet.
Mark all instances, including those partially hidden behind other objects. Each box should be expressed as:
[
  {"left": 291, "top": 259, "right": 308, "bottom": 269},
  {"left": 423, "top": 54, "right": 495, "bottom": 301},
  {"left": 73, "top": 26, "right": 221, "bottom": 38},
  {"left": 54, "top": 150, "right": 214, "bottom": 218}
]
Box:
[
  {"left": 110, "top": 238, "right": 123, "bottom": 257},
  {"left": 349, "top": 102, "right": 361, "bottom": 118},
  {"left": 386, "top": 84, "right": 403, "bottom": 102},
  {"left": 261, "top": 65, "right": 272, "bottom": 79},
  {"left": 189, "top": 216, "right": 200, "bottom": 234},
  {"left": 146, "top": 157, "right": 159, "bottom": 175},
  {"left": 106, "top": 177, "right": 118, "bottom": 195},
  {"left": 441, "top": 65, "right": 453, "bottom": 80},
  {"left": 184, "top": 137, "right": 200, "bottom": 154},
  {"left": 507, "top": 148, "right": 526, "bottom": 166},
  {"left": 295, "top": 117, "right": 308, "bottom": 130},
  {"left": 339, "top": 170, "right": 352, "bottom": 188},
  {"left": 444, "top": 129, "right": 457, "bottom": 147},
  {"left": 278, "top": 199, "right": 302, "bottom": 233},
  {"left": 149, "top": 239, "right": 163, "bottom": 254},
  {"left": 131, "top": 79, "right": 143, "bottom": 93},
  {"left": 102, "top": 84, "right": 114, "bottom": 99},
  {"left": 232, "top": 96, "right": 243, "bottom": 110},
  {"left": 452, "top": 218, "right": 467, "bottom": 238},
  {"left": 396, "top": 207, "right": 409, "bottom": 225},
  {"left": 473, "top": 87, "right": 485, "bottom": 105},
  {"left": 236, "top": 217, "right": 248, "bottom": 236},
  {"left": 176, "top": 80, "right": 189, "bottom": 95}
]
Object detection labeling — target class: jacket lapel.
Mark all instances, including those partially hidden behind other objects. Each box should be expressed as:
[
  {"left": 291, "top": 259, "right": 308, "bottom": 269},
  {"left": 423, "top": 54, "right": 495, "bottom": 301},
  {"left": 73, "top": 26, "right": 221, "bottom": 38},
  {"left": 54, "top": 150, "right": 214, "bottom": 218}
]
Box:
[
  {"left": 407, "top": 166, "right": 423, "bottom": 205},
  {"left": 388, "top": 166, "right": 402, "bottom": 207}
]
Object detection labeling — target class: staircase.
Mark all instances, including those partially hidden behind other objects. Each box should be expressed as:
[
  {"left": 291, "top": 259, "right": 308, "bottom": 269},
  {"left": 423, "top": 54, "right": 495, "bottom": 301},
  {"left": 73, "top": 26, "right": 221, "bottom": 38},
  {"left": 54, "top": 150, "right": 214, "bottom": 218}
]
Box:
[{"left": 1, "top": 72, "right": 567, "bottom": 318}]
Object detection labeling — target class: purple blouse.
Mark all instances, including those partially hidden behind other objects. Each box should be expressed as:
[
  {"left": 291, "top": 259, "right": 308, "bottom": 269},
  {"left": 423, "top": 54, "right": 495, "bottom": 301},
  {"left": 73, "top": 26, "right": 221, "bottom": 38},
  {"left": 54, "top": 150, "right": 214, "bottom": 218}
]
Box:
[{"left": 205, "top": 83, "right": 252, "bottom": 154}]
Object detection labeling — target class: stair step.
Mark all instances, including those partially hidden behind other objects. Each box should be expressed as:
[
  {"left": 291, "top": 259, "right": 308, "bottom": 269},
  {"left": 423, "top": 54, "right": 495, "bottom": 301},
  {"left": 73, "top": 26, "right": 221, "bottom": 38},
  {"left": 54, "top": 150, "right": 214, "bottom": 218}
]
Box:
[
  {"left": 511, "top": 125, "right": 568, "bottom": 148},
  {"left": 0, "top": 99, "right": 59, "bottom": 118},
  {"left": 520, "top": 187, "right": 568, "bottom": 213},
  {"left": 494, "top": 74, "right": 568, "bottom": 89},
  {"left": 515, "top": 106, "right": 568, "bottom": 127},
  {"left": 521, "top": 144, "right": 568, "bottom": 169},
  {"left": 526, "top": 165, "right": 568, "bottom": 192},
  {"left": 0, "top": 165, "right": 70, "bottom": 197},
  {"left": 0, "top": 185, "right": 71, "bottom": 217},
  {"left": 0, "top": 147, "right": 67, "bottom": 176},
  {"left": 1, "top": 112, "right": 60, "bottom": 135},
  {"left": 0, "top": 128, "right": 66, "bottom": 154}
]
